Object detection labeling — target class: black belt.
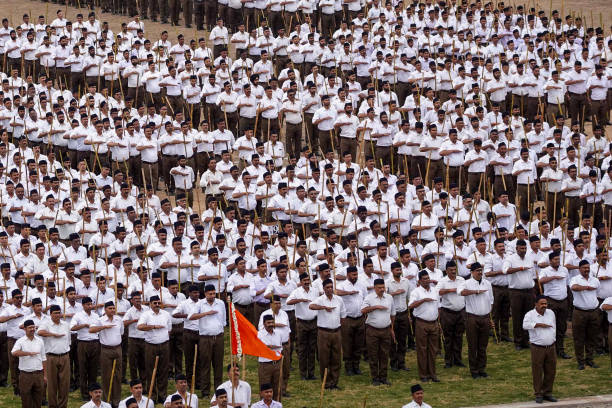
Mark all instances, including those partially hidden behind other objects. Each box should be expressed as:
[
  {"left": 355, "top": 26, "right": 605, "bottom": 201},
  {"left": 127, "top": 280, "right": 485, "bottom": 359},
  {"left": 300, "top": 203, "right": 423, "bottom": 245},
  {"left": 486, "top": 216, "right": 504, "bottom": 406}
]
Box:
[
  {"left": 142, "top": 161, "right": 157, "bottom": 164},
  {"left": 366, "top": 324, "right": 390, "bottom": 330},
  {"left": 575, "top": 307, "right": 597, "bottom": 312},
  {"left": 467, "top": 312, "right": 489, "bottom": 318},
  {"left": 78, "top": 339, "right": 99, "bottom": 343},
  {"left": 261, "top": 360, "right": 281, "bottom": 365},
  {"left": 297, "top": 318, "right": 315, "bottom": 323},
  {"left": 146, "top": 341, "right": 169, "bottom": 345},
  {"left": 492, "top": 285, "right": 508, "bottom": 288},
  {"left": 318, "top": 327, "right": 340, "bottom": 333},
  {"left": 256, "top": 301, "right": 270, "bottom": 307},
  {"left": 346, "top": 315, "right": 363, "bottom": 320},
  {"left": 441, "top": 307, "right": 463, "bottom": 314},
  {"left": 100, "top": 344, "right": 121, "bottom": 349},
  {"left": 531, "top": 343, "right": 555, "bottom": 349},
  {"left": 415, "top": 317, "right": 437, "bottom": 323},
  {"left": 397, "top": 309, "right": 410, "bottom": 315},
  {"left": 47, "top": 352, "right": 69, "bottom": 357},
  {"left": 510, "top": 288, "right": 533, "bottom": 292},
  {"left": 21, "top": 370, "right": 43, "bottom": 374},
  {"left": 183, "top": 329, "right": 199, "bottom": 334}
]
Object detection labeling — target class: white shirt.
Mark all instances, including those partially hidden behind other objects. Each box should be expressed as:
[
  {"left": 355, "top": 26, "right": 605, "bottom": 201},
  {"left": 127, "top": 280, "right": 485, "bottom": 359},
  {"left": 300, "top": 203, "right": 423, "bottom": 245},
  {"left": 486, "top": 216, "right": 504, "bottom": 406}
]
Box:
[
  {"left": 540, "top": 266, "right": 568, "bottom": 300},
  {"left": 408, "top": 285, "right": 439, "bottom": 321},
  {"left": 94, "top": 314, "right": 124, "bottom": 346},
  {"left": 311, "top": 294, "right": 347, "bottom": 329},
  {"left": 502, "top": 253, "right": 536, "bottom": 289},
  {"left": 210, "top": 380, "right": 251, "bottom": 408},
  {"left": 286, "top": 286, "right": 318, "bottom": 320},
  {"left": 361, "top": 292, "right": 396, "bottom": 328},
  {"left": 570, "top": 274, "right": 600, "bottom": 310},
  {"left": 437, "top": 275, "right": 465, "bottom": 311},
  {"left": 11, "top": 334, "right": 46, "bottom": 372},
  {"left": 137, "top": 309, "right": 172, "bottom": 344},
  {"left": 188, "top": 298, "right": 226, "bottom": 336},
  {"left": 458, "top": 277, "right": 494, "bottom": 316},
  {"left": 256, "top": 328, "right": 283, "bottom": 362},
  {"left": 522, "top": 308, "right": 556, "bottom": 346},
  {"left": 38, "top": 318, "right": 71, "bottom": 354}
]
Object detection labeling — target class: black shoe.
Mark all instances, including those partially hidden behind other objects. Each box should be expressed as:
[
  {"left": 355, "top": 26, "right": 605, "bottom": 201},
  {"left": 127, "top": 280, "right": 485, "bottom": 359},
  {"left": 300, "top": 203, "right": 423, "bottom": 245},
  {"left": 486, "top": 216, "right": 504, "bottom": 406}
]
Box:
[
  {"left": 371, "top": 379, "right": 381, "bottom": 386},
  {"left": 501, "top": 336, "right": 513, "bottom": 342},
  {"left": 42, "top": 400, "right": 48, "bottom": 406},
  {"left": 398, "top": 366, "right": 410, "bottom": 371},
  {"left": 197, "top": 25, "right": 204, "bottom": 30},
  {"left": 515, "top": 345, "right": 525, "bottom": 351},
  {"left": 479, "top": 372, "right": 488, "bottom": 378},
  {"left": 471, "top": 373, "right": 480, "bottom": 379},
  {"left": 535, "top": 397, "right": 544, "bottom": 404},
  {"left": 379, "top": 379, "right": 391, "bottom": 386},
  {"left": 558, "top": 352, "right": 572, "bottom": 359},
  {"left": 444, "top": 363, "right": 452, "bottom": 368},
  {"left": 390, "top": 365, "right": 399, "bottom": 371},
  {"left": 330, "top": 385, "right": 342, "bottom": 390},
  {"left": 306, "top": 375, "right": 316, "bottom": 380},
  {"left": 282, "top": 392, "right": 291, "bottom": 398},
  {"left": 543, "top": 396, "right": 558, "bottom": 402},
  {"left": 185, "top": 24, "right": 192, "bottom": 28},
  {"left": 353, "top": 367, "right": 362, "bottom": 375},
  {"left": 454, "top": 361, "right": 466, "bottom": 367},
  {"left": 152, "top": 18, "right": 158, "bottom": 22},
  {"left": 430, "top": 377, "right": 440, "bottom": 383},
  {"left": 420, "top": 377, "right": 430, "bottom": 382},
  {"left": 301, "top": 375, "right": 308, "bottom": 380},
  {"left": 0, "top": 382, "right": 7, "bottom": 387},
  {"left": 577, "top": 363, "right": 585, "bottom": 370},
  {"left": 586, "top": 361, "right": 599, "bottom": 368},
  {"left": 345, "top": 368, "right": 355, "bottom": 376}
]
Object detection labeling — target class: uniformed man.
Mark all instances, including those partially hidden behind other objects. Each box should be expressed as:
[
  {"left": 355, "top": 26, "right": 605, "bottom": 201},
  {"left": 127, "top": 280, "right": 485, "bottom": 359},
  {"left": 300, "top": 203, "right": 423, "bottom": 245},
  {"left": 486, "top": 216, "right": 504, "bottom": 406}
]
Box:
[
  {"left": 570, "top": 260, "right": 601, "bottom": 370},
  {"left": 11, "top": 319, "right": 46, "bottom": 408},
  {"left": 523, "top": 295, "right": 558, "bottom": 404},
  {"left": 408, "top": 271, "right": 440, "bottom": 382},
  {"left": 137, "top": 295, "right": 172, "bottom": 403},
  {"left": 336, "top": 266, "right": 366, "bottom": 376},
  {"left": 437, "top": 260, "right": 466, "bottom": 368},
  {"left": 256, "top": 315, "right": 283, "bottom": 400},
  {"left": 459, "top": 262, "right": 494, "bottom": 378},
  {"left": 386, "top": 262, "right": 412, "bottom": 371},
  {"left": 70, "top": 296, "right": 100, "bottom": 401},
  {"left": 361, "top": 278, "right": 395, "bottom": 386},
  {"left": 286, "top": 273, "right": 318, "bottom": 380},
  {"left": 309, "top": 278, "right": 346, "bottom": 389}
]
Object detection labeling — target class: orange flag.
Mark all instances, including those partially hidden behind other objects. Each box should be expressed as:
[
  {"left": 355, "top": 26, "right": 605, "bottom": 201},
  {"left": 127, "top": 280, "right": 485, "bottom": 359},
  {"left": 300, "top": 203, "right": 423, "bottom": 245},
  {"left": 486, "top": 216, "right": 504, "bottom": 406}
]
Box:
[{"left": 230, "top": 305, "right": 282, "bottom": 361}]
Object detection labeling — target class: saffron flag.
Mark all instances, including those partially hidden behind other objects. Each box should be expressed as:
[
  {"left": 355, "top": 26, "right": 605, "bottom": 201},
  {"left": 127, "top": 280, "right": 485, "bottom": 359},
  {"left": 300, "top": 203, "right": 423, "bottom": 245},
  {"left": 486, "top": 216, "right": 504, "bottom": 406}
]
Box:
[{"left": 230, "top": 305, "right": 282, "bottom": 361}]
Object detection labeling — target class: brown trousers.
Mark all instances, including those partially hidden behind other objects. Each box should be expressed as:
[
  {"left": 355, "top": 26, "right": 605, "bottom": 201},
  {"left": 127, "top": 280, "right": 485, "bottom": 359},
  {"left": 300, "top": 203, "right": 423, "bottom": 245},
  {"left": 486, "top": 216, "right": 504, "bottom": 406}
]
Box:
[
  {"left": 77, "top": 340, "right": 100, "bottom": 399},
  {"left": 530, "top": 344, "right": 557, "bottom": 398},
  {"left": 69, "top": 334, "right": 78, "bottom": 387},
  {"left": 546, "top": 298, "right": 568, "bottom": 354},
  {"left": 439, "top": 308, "right": 465, "bottom": 365},
  {"left": 466, "top": 314, "right": 490, "bottom": 375},
  {"left": 296, "top": 318, "right": 317, "bottom": 378},
  {"left": 365, "top": 325, "right": 392, "bottom": 381},
  {"left": 128, "top": 337, "right": 146, "bottom": 382},
  {"left": 234, "top": 303, "right": 254, "bottom": 326},
  {"left": 100, "top": 345, "right": 122, "bottom": 406},
  {"left": 198, "top": 333, "right": 224, "bottom": 395},
  {"left": 46, "top": 353, "right": 70, "bottom": 408},
  {"left": 591, "top": 99, "right": 608, "bottom": 128},
  {"left": 568, "top": 92, "right": 587, "bottom": 130},
  {"left": 183, "top": 329, "right": 200, "bottom": 388},
  {"left": 493, "top": 175, "right": 516, "bottom": 203},
  {"left": 317, "top": 327, "right": 341, "bottom": 387},
  {"left": 303, "top": 113, "right": 316, "bottom": 153},
  {"left": 281, "top": 342, "right": 290, "bottom": 394},
  {"left": 19, "top": 371, "right": 44, "bottom": 408},
  {"left": 254, "top": 302, "right": 270, "bottom": 329},
  {"left": 510, "top": 289, "right": 534, "bottom": 348},
  {"left": 492, "top": 286, "right": 511, "bottom": 338},
  {"left": 7, "top": 337, "right": 19, "bottom": 393},
  {"left": 258, "top": 360, "right": 281, "bottom": 401},
  {"left": 341, "top": 316, "right": 364, "bottom": 371},
  {"left": 285, "top": 122, "right": 302, "bottom": 158},
  {"left": 390, "top": 310, "right": 411, "bottom": 369},
  {"left": 318, "top": 129, "right": 336, "bottom": 156},
  {"left": 415, "top": 318, "right": 439, "bottom": 380},
  {"left": 0, "top": 332, "right": 7, "bottom": 385},
  {"left": 142, "top": 162, "right": 159, "bottom": 191},
  {"left": 339, "top": 137, "right": 357, "bottom": 160},
  {"left": 516, "top": 184, "right": 537, "bottom": 214},
  {"left": 169, "top": 324, "right": 183, "bottom": 377},
  {"left": 572, "top": 308, "right": 599, "bottom": 365},
  {"left": 468, "top": 172, "right": 485, "bottom": 195},
  {"left": 145, "top": 341, "right": 169, "bottom": 401}
]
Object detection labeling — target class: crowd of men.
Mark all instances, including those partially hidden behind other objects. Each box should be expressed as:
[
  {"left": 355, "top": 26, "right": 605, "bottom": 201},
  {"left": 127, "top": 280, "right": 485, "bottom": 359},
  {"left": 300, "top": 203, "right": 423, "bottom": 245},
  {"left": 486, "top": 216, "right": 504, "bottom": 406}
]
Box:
[{"left": 0, "top": 0, "right": 611, "bottom": 407}]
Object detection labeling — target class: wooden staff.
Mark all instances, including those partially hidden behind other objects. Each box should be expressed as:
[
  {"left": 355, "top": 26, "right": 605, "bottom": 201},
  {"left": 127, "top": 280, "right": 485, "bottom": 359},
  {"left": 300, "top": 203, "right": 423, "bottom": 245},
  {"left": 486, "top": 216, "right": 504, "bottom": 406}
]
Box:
[
  {"left": 145, "top": 356, "right": 159, "bottom": 408},
  {"left": 188, "top": 344, "right": 198, "bottom": 407},
  {"left": 318, "top": 368, "right": 328, "bottom": 408},
  {"left": 278, "top": 355, "right": 284, "bottom": 403},
  {"left": 108, "top": 359, "right": 117, "bottom": 401}
]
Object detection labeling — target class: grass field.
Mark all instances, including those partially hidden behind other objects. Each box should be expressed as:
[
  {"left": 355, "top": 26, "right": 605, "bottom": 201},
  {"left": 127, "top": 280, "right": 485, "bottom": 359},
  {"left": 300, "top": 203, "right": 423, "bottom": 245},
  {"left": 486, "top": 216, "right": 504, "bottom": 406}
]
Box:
[{"left": 0, "top": 329, "right": 609, "bottom": 408}]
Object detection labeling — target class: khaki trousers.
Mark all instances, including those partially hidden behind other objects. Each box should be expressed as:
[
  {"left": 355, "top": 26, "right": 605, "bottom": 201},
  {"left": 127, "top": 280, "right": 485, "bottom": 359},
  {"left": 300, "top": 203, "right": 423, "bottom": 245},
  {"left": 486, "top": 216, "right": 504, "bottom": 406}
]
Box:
[
  {"left": 198, "top": 333, "right": 224, "bottom": 395},
  {"left": 100, "top": 345, "right": 122, "bottom": 406},
  {"left": 19, "top": 370, "right": 44, "bottom": 408},
  {"left": 415, "top": 318, "right": 439, "bottom": 380},
  {"left": 365, "top": 325, "right": 392, "bottom": 381},
  {"left": 296, "top": 318, "right": 317, "bottom": 378},
  {"left": 46, "top": 353, "right": 70, "bottom": 408},
  {"left": 466, "top": 314, "right": 490, "bottom": 375},
  {"left": 530, "top": 343, "right": 557, "bottom": 398},
  {"left": 317, "top": 327, "right": 341, "bottom": 387}
]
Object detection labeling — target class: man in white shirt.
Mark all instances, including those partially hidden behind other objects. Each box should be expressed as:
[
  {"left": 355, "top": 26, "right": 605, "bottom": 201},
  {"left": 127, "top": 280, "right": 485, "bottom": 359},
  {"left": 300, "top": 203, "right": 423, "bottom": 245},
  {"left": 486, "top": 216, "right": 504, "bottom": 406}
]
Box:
[
  {"left": 80, "top": 382, "right": 112, "bottom": 408},
  {"left": 458, "top": 262, "right": 494, "bottom": 378},
  {"left": 523, "top": 296, "right": 558, "bottom": 404},
  {"left": 309, "top": 278, "right": 346, "bottom": 389},
  {"left": 11, "top": 319, "right": 46, "bottom": 408},
  {"left": 187, "top": 284, "right": 226, "bottom": 398},
  {"left": 361, "top": 278, "right": 395, "bottom": 386},
  {"left": 37, "top": 304, "right": 70, "bottom": 408},
  {"left": 408, "top": 270, "right": 440, "bottom": 382},
  {"left": 286, "top": 273, "right": 318, "bottom": 380},
  {"left": 402, "top": 383, "right": 432, "bottom": 408},
  {"left": 570, "top": 259, "right": 601, "bottom": 370},
  {"left": 436, "top": 260, "right": 466, "bottom": 368},
  {"left": 137, "top": 295, "right": 172, "bottom": 403},
  {"left": 256, "top": 315, "right": 283, "bottom": 401}
]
